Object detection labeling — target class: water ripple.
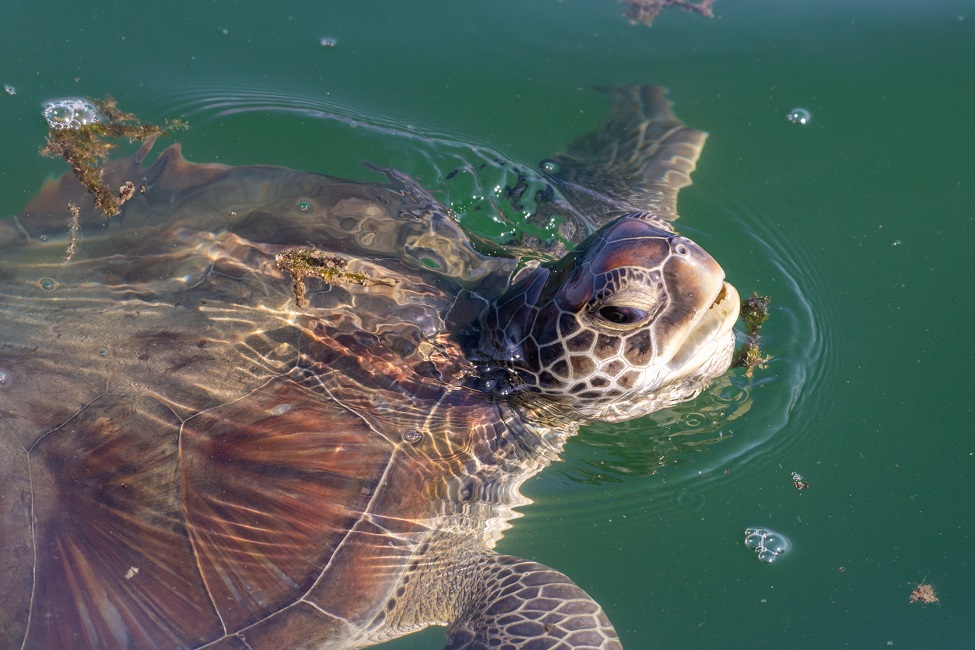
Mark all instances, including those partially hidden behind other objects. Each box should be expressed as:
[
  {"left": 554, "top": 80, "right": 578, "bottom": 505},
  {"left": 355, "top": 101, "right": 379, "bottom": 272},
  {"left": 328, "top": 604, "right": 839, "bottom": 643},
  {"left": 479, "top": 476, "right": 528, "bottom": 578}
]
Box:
[
  {"left": 541, "top": 179, "right": 832, "bottom": 519},
  {"left": 158, "top": 83, "right": 552, "bottom": 245},
  {"left": 152, "top": 82, "right": 831, "bottom": 522}
]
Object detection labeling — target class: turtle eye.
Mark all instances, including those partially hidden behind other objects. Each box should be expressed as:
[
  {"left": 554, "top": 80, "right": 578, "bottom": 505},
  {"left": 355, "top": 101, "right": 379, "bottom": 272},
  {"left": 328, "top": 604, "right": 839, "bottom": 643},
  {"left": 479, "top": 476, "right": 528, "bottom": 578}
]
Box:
[{"left": 596, "top": 305, "right": 650, "bottom": 325}]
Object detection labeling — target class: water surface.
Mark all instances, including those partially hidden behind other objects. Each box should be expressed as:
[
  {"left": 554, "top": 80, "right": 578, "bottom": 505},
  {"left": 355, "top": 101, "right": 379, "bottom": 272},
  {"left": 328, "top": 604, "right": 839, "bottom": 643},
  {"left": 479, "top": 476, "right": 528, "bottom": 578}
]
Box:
[{"left": 1, "top": 0, "right": 973, "bottom": 647}]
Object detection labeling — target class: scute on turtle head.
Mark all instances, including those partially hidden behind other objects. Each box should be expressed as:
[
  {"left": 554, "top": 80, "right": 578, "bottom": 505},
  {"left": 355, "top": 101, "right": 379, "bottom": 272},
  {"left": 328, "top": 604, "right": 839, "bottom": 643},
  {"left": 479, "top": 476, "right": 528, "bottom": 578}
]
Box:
[{"left": 478, "top": 212, "right": 740, "bottom": 422}]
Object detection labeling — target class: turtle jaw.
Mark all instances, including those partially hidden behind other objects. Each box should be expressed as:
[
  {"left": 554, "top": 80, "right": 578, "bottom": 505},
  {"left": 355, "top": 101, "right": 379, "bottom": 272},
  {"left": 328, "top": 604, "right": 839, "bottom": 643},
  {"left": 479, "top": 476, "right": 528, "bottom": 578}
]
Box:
[{"left": 665, "top": 280, "right": 740, "bottom": 378}]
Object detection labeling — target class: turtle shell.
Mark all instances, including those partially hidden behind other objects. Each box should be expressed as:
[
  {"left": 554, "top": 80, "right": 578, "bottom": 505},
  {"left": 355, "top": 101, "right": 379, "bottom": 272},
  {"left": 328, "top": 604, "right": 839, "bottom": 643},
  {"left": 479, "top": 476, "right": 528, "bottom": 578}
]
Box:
[{"left": 0, "top": 143, "right": 521, "bottom": 648}]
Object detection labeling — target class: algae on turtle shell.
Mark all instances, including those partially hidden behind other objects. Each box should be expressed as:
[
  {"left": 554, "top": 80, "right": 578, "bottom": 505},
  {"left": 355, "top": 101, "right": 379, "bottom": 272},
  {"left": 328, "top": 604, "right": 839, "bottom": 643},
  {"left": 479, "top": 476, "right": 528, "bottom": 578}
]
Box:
[{"left": 275, "top": 247, "right": 396, "bottom": 308}]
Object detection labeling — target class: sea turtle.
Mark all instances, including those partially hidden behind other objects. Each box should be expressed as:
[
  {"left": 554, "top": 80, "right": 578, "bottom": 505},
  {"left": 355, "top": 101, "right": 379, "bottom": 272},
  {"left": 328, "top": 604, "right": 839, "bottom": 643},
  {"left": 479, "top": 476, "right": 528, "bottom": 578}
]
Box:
[{"left": 0, "top": 86, "right": 739, "bottom": 649}]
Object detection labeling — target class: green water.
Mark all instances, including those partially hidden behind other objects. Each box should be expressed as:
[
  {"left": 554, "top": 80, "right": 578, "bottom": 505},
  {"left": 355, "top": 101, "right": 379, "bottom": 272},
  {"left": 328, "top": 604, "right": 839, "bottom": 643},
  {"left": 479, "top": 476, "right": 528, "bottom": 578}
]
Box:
[{"left": 2, "top": 0, "right": 973, "bottom": 647}]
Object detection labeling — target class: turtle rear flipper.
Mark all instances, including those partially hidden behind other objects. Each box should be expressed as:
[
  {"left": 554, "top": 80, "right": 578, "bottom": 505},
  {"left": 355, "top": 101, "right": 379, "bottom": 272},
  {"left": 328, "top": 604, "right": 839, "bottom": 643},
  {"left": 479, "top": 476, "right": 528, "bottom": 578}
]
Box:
[
  {"left": 542, "top": 85, "right": 707, "bottom": 241},
  {"left": 446, "top": 553, "right": 622, "bottom": 649}
]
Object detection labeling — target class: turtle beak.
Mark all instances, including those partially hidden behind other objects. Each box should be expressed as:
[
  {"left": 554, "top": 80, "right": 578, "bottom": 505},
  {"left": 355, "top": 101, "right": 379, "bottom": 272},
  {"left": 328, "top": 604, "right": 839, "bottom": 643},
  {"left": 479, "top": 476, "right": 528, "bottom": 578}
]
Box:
[
  {"left": 667, "top": 281, "right": 740, "bottom": 372},
  {"left": 655, "top": 236, "right": 740, "bottom": 372}
]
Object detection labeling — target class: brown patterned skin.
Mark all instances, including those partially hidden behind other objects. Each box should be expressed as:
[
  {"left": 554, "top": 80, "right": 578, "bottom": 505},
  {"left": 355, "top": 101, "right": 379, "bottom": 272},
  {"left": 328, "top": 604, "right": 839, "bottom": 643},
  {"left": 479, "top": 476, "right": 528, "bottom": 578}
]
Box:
[
  {"left": 477, "top": 213, "right": 738, "bottom": 423},
  {"left": 0, "top": 87, "right": 735, "bottom": 649}
]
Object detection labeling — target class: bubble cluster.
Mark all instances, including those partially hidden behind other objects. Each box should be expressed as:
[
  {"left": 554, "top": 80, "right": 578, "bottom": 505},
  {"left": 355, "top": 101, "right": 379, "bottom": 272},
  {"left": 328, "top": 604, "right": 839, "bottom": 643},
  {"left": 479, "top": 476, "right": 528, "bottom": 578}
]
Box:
[
  {"left": 319, "top": 37, "right": 338, "bottom": 48},
  {"left": 744, "top": 527, "right": 791, "bottom": 563},
  {"left": 791, "top": 471, "right": 808, "bottom": 490},
  {"left": 42, "top": 98, "right": 103, "bottom": 130},
  {"left": 4, "top": 84, "right": 15, "bottom": 96},
  {"left": 540, "top": 160, "right": 561, "bottom": 174},
  {"left": 786, "top": 108, "right": 811, "bottom": 126}
]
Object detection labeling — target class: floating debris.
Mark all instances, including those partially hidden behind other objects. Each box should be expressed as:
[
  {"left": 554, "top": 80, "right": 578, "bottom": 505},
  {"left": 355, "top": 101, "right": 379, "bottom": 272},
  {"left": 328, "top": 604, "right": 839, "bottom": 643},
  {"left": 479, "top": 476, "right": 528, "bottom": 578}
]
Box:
[
  {"left": 621, "top": 0, "right": 717, "bottom": 27},
  {"left": 39, "top": 96, "right": 187, "bottom": 217},
  {"left": 791, "top": 471, "right": 808, "bottom": 490},
  {"left": 64, "top": 202, "right": 81, "bottom": 263},
  {"left": 275, "top": 247, "right": 395, "bottom": 308},
  {"left": 909, "top": 583, "right": 939, "bottom": 604},
  {"left": 787, "top": 108, "right": 812, "bottom": 126},
  {"left": 744, "top": 527, "right": 791, "bottom": 564},
  {"left": 732, "top": 292, "right": 772, "bottom": 377}
]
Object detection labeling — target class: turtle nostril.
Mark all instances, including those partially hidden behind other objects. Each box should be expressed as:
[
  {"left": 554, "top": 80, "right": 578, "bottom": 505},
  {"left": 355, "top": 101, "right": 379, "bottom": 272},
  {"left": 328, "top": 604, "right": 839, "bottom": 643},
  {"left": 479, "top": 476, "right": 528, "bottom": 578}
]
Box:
[{"left": 674, "top": 243, "right": 689, "bottom": 256}]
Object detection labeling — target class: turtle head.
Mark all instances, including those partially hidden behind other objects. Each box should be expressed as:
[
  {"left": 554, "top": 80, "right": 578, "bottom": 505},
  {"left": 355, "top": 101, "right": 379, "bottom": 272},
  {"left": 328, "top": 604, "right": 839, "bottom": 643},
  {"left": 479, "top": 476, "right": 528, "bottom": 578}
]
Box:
[{"left": 480, "top": 214, "right": 740, "bottom": 422}]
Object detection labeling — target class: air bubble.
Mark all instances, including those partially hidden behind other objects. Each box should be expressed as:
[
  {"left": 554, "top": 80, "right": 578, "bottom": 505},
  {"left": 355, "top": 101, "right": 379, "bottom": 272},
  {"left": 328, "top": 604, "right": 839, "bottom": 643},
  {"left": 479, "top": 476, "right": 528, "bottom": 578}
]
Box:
[
  {"left": 4, "top": 85, "right": 15, "bottom": 96},
  {"left": 787, "top": 108, "right": 811, "bottom": 126},
  {"left": 0, "top": 369, "right": 9, "bottom": 385},
  {"left": 401, "top": 429, "right": 422, "bottom": 444},
  {"left": 540, "top": 160, "right": 561, "bottom": 174},
  {"left": 297, "top": 200, "right": 311, "bottom": 212},
  {"left": 319, "top": 37, "right": 338, "bottom": 48},
  {"left": 743, "top": 527, "right": 791, "bottom": 563},
  {"left": 39, "top": 277, "right": 57, "bottom": 292},
  {"left": 98, "top": 349, "right": 108, "bottom": 357},
  {"left": 42, "top": 98, "right": 103, "bottom": 130}
]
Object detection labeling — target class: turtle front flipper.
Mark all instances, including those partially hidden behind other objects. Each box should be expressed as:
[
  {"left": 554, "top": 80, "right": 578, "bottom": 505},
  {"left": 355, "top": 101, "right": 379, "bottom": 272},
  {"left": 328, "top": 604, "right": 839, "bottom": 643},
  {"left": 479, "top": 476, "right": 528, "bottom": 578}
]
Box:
[
  {"left": 541, "top": 85, "right": 707, "bottom": 242},
  {"left": 445, "top": 553, "right": 622, "bottom": 650}
]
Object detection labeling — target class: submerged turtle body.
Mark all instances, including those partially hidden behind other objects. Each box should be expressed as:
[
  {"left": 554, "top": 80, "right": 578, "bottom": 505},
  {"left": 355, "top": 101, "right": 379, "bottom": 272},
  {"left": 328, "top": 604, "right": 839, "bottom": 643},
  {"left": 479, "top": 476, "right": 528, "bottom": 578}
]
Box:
[{"left": 0, "top": 87, "right": 739, "bottom": 649}]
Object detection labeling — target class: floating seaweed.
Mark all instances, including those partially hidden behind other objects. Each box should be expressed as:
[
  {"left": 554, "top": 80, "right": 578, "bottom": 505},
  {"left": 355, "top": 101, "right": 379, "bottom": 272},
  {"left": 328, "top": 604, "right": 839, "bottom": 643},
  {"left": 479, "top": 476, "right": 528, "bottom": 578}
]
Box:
[
  {"left": 40, "top": 96, "right": 186, "bottom": 217},
  {"left": 909, "top": 583, "right": 939, "bottom": 605},
  {"left": 733, "top": 292, "right": 773, "bottom": 377},
  {"left": 621, "top": 0, "right": 717, "bottom": 27}
]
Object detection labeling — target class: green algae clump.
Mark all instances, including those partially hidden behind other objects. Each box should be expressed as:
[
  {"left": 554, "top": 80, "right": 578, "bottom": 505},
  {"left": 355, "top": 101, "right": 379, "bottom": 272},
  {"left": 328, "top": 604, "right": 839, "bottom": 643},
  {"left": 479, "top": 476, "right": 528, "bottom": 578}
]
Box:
[
  {"left": 275, "top": 248, "right": 395, "bottom": 308},
  {"left": 40, "top": 96, "right": 187, "bottom": 217},
  {"left": 732, "top": 292, "right": 772, "bottom": 378}
]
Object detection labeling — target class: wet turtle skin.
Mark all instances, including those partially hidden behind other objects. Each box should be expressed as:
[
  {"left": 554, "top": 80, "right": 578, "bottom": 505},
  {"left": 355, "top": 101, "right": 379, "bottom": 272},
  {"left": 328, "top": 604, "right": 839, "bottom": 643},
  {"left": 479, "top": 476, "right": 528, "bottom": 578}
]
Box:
[{"left": 0, "top": 87, "right": 739, "bottom": 649}]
